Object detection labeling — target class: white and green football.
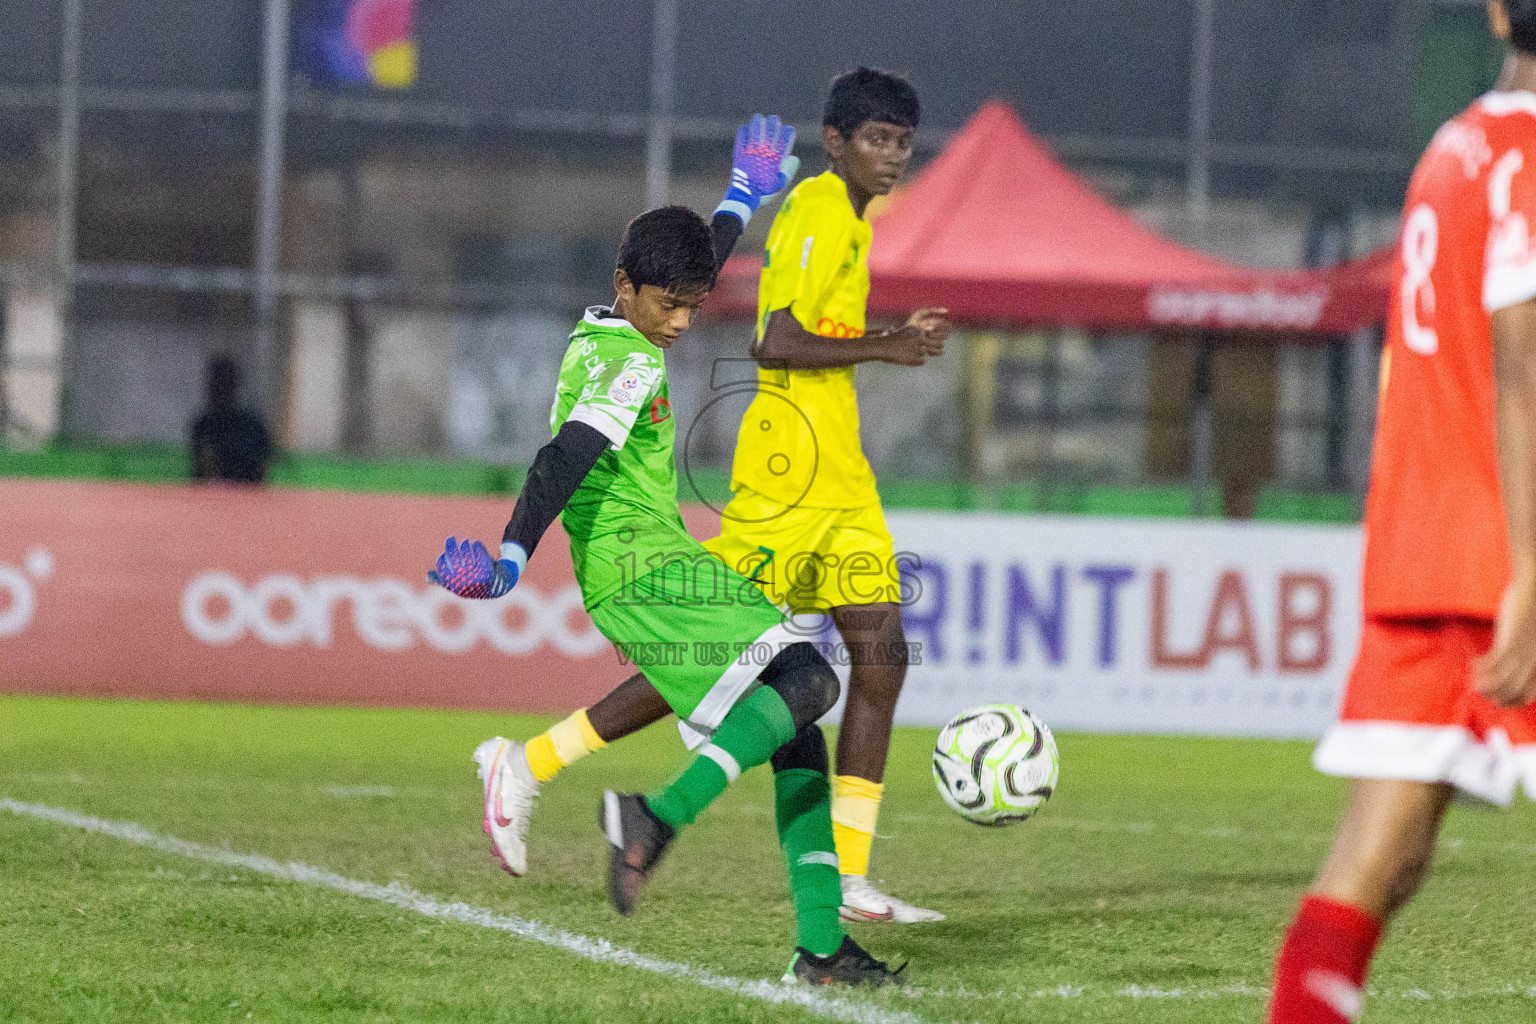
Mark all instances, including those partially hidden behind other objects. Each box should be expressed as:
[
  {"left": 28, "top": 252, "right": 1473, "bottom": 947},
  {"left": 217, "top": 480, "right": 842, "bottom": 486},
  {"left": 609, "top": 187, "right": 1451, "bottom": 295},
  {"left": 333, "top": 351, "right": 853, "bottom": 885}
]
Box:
[{"left": 932, "top": 703, "right": 1059, "bottom": 826}]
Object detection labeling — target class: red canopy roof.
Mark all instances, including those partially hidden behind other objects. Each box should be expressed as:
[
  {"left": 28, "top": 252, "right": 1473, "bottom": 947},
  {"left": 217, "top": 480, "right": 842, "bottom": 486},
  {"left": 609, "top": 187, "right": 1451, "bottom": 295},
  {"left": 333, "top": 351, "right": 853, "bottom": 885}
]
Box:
[{"left": 713, "top": 101, "right": 1392, "bottom": 335}]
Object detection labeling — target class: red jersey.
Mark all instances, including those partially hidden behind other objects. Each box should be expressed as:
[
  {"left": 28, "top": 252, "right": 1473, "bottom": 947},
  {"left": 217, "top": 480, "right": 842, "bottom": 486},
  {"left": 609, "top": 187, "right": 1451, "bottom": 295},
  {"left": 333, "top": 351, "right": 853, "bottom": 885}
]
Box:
[{"left": 1361, "top": 92, "right": 1536, "bottom": 619}]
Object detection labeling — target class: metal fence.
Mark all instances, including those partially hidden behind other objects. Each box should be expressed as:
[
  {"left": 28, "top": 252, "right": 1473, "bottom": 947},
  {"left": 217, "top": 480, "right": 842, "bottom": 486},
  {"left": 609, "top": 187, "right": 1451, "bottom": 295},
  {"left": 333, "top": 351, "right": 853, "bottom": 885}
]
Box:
[{"left": 0, "top": 0, "right": 1455, "bottom": 506}]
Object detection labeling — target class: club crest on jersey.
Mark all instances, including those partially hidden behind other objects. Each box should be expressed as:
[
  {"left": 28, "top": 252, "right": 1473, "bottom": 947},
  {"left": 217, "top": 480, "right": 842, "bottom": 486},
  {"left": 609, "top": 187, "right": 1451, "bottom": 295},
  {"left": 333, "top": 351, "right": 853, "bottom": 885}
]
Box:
[
  {"left": 650, "top": 396, "right": 672, "bottom": 423},
  {"left": 608, "top": 370, "right": 643, "bottom": 406}
]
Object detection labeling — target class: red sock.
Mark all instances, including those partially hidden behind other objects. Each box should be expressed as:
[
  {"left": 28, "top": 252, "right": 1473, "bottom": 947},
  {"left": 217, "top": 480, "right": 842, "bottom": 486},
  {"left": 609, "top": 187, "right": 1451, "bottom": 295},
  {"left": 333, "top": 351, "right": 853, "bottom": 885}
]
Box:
[{"left": 1267, "top": 896, "right": 1382, "bottom": 1023}]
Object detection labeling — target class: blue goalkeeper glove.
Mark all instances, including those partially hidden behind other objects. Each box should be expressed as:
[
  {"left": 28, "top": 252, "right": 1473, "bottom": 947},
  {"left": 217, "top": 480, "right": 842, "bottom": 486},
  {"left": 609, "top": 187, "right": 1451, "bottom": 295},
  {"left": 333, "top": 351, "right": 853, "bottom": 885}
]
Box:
[
  {"left": 427, "top": 538, "right": 528, "bottom": 600},
  {"left": 715, "top": 113, "right": 799, "bottom": 226}
]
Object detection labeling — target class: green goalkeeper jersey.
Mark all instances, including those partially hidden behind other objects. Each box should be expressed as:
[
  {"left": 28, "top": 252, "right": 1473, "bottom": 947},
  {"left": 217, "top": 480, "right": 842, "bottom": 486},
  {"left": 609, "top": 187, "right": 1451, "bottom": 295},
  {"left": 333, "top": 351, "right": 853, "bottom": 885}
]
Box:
[{"left": 551, "top": 306, "right": 697, "bottom": 608}]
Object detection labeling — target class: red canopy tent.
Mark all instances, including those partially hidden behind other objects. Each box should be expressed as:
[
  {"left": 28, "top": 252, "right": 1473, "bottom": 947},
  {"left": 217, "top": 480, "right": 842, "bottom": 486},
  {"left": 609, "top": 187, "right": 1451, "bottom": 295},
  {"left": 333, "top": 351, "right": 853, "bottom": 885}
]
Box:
[{"left": 713, "top": 101, "right": 1392, "bottom": 336}]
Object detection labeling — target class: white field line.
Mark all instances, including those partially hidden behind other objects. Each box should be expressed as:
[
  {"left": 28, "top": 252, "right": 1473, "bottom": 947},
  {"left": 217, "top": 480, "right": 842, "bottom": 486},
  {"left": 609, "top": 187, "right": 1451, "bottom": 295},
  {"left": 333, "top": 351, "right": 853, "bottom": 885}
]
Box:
[
  {"left": 8, "top": 772, "right": 428, "bottom": 800},
  {"left": 9, "top": 797, "right": 1536, "bottom": 1011},
  {"left": 1, "top": 798, "right": 938, "bottom": 1024}
]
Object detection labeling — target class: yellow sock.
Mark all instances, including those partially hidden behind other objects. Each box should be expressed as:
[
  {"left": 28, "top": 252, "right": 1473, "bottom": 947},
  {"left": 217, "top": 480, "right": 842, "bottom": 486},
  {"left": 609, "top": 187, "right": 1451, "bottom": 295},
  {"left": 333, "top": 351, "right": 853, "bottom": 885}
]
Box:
[
  {"left": 830, "top": 775, "right": 884, "bottom": 877},
  {"left": 523, "top": 709, "right": 607, "bottom": 783}
]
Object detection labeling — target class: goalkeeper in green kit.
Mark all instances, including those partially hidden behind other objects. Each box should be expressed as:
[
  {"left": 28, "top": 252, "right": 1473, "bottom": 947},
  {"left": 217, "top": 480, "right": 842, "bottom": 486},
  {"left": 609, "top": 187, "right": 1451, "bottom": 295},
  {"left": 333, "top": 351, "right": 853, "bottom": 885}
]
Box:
[{"left": 428, "top": 116, "right": 903, "bottom": 986}]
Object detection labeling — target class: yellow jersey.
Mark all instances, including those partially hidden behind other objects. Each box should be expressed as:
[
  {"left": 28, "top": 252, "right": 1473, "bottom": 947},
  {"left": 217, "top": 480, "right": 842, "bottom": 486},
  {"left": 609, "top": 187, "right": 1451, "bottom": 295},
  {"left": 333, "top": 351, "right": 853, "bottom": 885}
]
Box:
[{"left": 730, "top": 171, "right": 878, "bottom": 509}]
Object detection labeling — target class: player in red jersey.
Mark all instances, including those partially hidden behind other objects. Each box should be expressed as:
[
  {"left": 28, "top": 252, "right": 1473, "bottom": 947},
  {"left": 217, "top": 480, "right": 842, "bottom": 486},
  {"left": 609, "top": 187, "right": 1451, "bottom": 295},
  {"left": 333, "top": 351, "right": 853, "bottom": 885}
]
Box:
[{"left": 1266, "top": 5, "right": 1536, "bottom": 1022}]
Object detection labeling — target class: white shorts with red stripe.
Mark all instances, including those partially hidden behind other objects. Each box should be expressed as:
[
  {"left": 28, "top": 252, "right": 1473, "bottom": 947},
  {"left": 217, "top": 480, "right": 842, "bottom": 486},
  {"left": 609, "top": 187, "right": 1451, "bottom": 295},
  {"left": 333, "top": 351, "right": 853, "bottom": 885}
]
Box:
[{"left": 1313, "top": 617, "right": 1536, "bottom": 805}]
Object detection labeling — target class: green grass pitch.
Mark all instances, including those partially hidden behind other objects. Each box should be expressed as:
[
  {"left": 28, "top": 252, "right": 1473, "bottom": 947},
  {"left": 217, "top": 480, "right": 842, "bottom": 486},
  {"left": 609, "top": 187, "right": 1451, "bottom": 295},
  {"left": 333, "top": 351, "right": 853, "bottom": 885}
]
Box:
[{"left": 3, "top": 694, "right": 1535, "bottom": 1023}]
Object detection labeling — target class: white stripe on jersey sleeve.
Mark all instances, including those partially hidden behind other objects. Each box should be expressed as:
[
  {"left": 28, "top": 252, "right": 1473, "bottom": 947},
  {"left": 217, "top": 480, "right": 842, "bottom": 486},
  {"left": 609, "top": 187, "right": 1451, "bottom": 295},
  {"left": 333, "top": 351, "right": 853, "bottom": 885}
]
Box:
[
  {"left": 1483, "top": 146, "right": 1536, "bottom": 312},
  {"left": 567, "top": 402, "right": 640, "bottom": 450},
  {"left": 566, "top": 351, "right": 662, "bottom": 450}
]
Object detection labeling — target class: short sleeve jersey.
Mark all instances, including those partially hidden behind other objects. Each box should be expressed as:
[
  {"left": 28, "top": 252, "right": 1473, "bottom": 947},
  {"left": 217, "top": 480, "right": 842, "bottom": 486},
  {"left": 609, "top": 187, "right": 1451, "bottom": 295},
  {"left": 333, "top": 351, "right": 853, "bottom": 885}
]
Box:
[
  {"left": 729, "top": 171, "right": 879, "bottom": 508},
  {"left": 1360, "top": 92, "right": 1536, "bottom": 618},
  {"left": 552, "top": 307, "right": 697, "bottom": 607}
]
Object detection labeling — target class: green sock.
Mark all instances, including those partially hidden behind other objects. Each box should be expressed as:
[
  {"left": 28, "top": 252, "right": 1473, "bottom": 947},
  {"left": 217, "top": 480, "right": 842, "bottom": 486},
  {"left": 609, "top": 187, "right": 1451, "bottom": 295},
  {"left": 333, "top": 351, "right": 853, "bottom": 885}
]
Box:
[
  {"left": 646, "top": 687, "right": 795, "bottom": 831},
  {"left": 774, "top": 767, "right": 845, "bottom": 958}
]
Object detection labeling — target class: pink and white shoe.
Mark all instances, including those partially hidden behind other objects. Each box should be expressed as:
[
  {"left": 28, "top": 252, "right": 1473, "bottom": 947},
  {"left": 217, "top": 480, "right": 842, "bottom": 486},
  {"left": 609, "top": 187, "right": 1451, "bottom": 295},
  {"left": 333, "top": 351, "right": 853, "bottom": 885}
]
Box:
[
  {"left": 472, "top": 737, "right": 539, "bottom": 876},
  {"left": 840, "top": 875, "right": 945, "bottom": 923}
]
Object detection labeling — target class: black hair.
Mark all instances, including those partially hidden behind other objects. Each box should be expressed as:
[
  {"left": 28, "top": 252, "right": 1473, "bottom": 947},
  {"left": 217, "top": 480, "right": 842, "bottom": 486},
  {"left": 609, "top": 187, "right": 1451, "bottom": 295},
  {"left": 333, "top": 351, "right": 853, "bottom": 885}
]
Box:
[
  {"left": 615, "top": 205, "right": 717, "bottom": 293},
  {"left": 823, "top": 66, "right": 921, "bottom": 139},
  {"left": 1509, "top": 0, "right": 1536, "bottom": 55}
]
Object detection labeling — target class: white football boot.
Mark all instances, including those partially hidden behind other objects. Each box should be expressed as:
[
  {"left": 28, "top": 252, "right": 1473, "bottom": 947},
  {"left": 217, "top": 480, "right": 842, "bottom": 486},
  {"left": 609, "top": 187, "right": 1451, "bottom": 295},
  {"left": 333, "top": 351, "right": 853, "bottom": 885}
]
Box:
[
  {"left": 472, "top": 737, "right": 539, "bottom": 876},
  {"left": 839, "top": 875, "right": 946, "bottom": 923}
]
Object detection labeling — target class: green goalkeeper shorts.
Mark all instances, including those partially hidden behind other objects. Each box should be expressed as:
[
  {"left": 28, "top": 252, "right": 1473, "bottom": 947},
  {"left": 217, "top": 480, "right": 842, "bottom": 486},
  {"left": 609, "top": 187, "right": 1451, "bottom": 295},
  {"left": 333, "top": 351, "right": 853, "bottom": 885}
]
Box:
[{"left": 586, "top": 554, "right": 800, "bottom": 748}]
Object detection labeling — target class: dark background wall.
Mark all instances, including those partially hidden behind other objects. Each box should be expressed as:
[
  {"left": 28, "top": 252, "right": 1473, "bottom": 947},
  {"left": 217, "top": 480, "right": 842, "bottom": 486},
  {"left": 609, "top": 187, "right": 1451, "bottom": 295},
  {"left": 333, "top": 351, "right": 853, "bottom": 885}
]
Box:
[{"left": 0, "top": 1, "right": 1431, "bottom": 154}]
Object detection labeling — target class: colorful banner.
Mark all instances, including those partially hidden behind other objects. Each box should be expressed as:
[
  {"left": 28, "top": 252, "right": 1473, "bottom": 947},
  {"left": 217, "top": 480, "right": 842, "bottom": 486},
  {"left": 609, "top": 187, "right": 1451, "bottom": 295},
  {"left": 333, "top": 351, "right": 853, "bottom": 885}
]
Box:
[
  {"left": 294, "top": 0, "right": 417, "bottom": 89},
  {"left": 879, "top": 511, "right": 1360, "bottom": 739},
  {"left": 0, "top": 479, "right": 649, "bottom": 711},
  {"left": 0, "top": 480, "right": 1361, "bottom": 738}
]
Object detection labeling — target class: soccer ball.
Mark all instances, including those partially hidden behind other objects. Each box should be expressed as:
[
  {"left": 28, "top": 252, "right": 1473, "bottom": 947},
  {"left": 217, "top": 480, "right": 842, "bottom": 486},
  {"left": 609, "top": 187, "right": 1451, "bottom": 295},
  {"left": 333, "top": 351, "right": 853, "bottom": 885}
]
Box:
[{"left": 932, "top": 704, "right": 1059, "bottom": 826}]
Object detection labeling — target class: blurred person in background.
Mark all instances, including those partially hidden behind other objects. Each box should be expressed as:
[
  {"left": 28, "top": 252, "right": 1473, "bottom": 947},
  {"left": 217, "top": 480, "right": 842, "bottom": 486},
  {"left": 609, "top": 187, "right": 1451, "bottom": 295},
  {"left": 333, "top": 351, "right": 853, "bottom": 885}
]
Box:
[
  {"left": 190, "top": 356, "right": 273, "bottom": 484},
  {"left": 1266, "top": 3, "right": 1536, "bottom": 1021}
]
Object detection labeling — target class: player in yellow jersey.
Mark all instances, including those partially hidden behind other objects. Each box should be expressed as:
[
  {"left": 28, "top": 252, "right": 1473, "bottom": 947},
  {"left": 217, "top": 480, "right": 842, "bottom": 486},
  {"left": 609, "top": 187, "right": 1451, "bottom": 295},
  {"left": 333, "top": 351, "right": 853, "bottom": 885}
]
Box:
[{"left": 705, "top": 67, "right": 950, "bottom": 922}]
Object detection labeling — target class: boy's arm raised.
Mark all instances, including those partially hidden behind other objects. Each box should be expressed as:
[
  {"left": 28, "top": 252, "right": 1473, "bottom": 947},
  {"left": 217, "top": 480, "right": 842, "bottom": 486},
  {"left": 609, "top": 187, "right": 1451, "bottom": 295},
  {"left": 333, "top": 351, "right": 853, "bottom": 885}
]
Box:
[
  {"left": 713, "top": 114, "right": 798, "bottom": 230},
  {"left": 709, "top": 114, "right": 799, "bottom": 272},
  {"left": 710, "top": 212, "right": 745, "bottom": 274}
]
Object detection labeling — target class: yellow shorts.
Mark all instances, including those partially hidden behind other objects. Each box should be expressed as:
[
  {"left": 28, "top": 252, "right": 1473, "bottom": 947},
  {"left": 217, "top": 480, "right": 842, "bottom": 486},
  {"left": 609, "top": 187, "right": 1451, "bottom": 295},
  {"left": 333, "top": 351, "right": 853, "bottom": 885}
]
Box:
[{"left": 703, "top": 485, "right": 903, "bottom": 613}]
